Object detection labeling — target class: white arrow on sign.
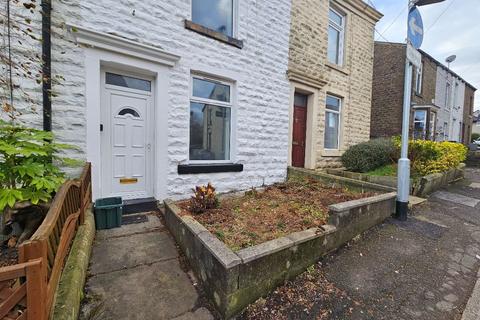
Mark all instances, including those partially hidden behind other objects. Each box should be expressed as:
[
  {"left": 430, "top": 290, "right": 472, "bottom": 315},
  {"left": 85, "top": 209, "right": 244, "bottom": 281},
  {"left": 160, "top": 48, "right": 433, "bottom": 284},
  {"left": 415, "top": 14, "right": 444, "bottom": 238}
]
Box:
[{"left": 409, "top": 16, "right": 423, "bottom": 37}]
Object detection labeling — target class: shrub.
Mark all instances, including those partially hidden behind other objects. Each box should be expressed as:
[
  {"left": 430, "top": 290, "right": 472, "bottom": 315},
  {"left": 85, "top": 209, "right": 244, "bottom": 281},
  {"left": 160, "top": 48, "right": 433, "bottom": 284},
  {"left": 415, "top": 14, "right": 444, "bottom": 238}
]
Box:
[
  {"left": 0, "top": 120, "right": 78, "bottom": 211},
  {"left": 341, "top": 138, "right": 396, "bottom": 173},
  {"left": 472, "top": 133, "right": 480, "bottom": 142},
  {"left": 189, "top": 182, "right": 219, "bottom": 214},
  {"left": 392, "top": 137, "right": 467, "bottom": 176}
]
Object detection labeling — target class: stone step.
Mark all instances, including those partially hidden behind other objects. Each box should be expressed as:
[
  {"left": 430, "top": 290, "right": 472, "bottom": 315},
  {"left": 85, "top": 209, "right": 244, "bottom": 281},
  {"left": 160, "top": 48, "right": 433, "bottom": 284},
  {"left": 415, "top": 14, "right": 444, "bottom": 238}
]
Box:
[{"left": 123, "top": 197, "right": 158, "bottom": 214}]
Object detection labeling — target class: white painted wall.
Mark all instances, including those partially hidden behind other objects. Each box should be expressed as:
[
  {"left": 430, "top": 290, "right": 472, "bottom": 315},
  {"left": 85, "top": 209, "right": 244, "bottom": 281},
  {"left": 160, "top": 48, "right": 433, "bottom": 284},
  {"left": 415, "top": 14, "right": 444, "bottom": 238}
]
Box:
[
  {"left": 10, "top": 0, "right": 292, "bottom": 200},
  {"left": 435, "top": 66, "right": 466, "bottom": 142}
]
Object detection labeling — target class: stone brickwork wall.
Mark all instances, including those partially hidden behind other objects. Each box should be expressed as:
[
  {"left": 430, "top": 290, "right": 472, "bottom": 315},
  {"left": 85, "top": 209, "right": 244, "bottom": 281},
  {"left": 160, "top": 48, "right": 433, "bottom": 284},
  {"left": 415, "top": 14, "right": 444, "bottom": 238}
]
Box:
[
  {"left": 464, "top": 85, "right": 476, "bottom": 144},
  {"left": 371, "top": 42, "right": 405, "bottom": 138},
  {"left": 8, "top": 0, "right": 293, "bottom": 199},
  {"left": 289, "top": 0, "right": 382, "bottom": 168}
]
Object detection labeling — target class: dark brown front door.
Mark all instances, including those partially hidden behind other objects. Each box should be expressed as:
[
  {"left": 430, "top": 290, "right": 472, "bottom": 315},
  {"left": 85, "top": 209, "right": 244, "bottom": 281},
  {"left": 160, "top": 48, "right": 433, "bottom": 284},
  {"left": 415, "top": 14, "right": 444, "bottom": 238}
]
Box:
[{"left": 292, "top": 94, "right": 308, "bottom": 168}]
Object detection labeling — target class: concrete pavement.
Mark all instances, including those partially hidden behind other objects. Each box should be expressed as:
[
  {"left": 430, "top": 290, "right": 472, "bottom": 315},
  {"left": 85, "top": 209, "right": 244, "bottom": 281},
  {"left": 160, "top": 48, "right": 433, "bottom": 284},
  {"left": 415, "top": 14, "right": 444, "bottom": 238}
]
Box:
[{"left": 79, "top": 211, "right": 213, "bottom": 320}]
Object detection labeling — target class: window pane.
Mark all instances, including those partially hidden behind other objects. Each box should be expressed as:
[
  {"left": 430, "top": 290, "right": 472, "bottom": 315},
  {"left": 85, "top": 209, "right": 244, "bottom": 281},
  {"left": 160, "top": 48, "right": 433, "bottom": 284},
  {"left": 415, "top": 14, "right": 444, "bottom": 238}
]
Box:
[
  {"left": 193, "top": 78, "right": 230, "bottom": 102},
  {"left": 106, "top": 73, "right": 151, "bottom": 91},
  {"left": 414, "top": 121, "right": 426, "bottom": 140},
  {"left": 189, "top": 103, "right": 231, "bottom": 161},
  {"left": 324, "top": 111, "right": 339, "bottom": 149},
  {"left": 326, "top": 95, "right": 340, "bottom": 112},
  {"left": 327, "top": 26, "right": 340, "bottom": 64},
  {"left": 414, "top": 110, "right": 426, "bottom": 122},
  {"left": 192, "top": 0, "right": 233, "bottom": 37},
  {"left": 329, "top": 9, "right": 343, "bottom": 26}
]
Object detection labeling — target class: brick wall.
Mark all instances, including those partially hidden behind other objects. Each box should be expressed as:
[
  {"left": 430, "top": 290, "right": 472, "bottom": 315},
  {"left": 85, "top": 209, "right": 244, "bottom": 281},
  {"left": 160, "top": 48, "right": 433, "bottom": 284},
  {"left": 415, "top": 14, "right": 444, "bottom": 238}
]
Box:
[
  {"left": 371, "top": 42, "right": 405, "bottom": 138},
  {"left": 464, "top": 85, "right": 476, "bottom": 144},
  {"left": 289, "top": 0, "right": 381, "bottom": 168}
]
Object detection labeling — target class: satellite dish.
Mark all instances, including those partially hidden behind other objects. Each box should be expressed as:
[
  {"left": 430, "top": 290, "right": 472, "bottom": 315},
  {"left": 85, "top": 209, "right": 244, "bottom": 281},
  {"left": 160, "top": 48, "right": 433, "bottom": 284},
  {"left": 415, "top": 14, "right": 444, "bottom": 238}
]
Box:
[{"left": 446, "top": 55, "right": 457, "bottom": 63}]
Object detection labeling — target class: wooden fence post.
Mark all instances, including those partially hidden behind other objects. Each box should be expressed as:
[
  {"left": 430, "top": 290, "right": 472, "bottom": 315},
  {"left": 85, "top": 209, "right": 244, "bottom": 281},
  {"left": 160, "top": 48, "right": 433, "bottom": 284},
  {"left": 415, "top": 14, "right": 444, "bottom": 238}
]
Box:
[
  {"left": 18, "top": 238, "right": 48, "bottom": 265},
  {"left": 26, "top": 258, "right": 48, "bottom": 320}
]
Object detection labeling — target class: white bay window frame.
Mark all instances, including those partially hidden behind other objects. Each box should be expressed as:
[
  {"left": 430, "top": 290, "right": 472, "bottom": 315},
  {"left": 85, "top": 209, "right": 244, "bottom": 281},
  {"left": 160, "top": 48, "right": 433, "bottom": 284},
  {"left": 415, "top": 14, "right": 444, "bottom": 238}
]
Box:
[{"left": 189, "top": 74, "right": 234, "bottom": 164}]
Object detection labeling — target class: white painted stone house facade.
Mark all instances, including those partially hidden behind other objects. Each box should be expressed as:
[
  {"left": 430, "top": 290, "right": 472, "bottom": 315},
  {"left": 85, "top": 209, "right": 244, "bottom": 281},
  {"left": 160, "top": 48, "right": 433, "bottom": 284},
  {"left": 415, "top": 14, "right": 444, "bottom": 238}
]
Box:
[
  {"left": 11, "top": 0, "right": 293, "bottom": 201},
  {"left": 435, "top": 66, "right": 465, "bottom": 142}
]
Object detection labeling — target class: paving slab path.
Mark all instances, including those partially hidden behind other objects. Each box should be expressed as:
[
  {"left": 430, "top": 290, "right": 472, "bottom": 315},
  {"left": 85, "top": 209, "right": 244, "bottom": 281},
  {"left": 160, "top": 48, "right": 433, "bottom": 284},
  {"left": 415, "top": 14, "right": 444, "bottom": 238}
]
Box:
[
  {"left": 314, "top": 167, "right": 480, "bottom": 319},
  {"left": 79, "top": 211, "right": 213, "bottom": 320}
]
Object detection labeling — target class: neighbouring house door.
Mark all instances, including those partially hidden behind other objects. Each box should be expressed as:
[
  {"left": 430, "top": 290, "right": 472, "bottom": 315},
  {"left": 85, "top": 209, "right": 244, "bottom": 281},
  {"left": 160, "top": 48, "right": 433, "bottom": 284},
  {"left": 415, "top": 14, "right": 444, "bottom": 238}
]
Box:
[
  {"left": 292, "top": 94, "right": 308, "bottom": 168},
  {"left": 101, "top": 71, "right": 154, "bottom": 199}
]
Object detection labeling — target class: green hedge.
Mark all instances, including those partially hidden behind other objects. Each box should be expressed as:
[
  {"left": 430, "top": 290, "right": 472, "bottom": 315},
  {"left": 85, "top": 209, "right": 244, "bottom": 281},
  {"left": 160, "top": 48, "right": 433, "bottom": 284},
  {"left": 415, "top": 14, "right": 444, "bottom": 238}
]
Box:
[{"left": 341, "top": 138, "right": 396, "bottom": 173}]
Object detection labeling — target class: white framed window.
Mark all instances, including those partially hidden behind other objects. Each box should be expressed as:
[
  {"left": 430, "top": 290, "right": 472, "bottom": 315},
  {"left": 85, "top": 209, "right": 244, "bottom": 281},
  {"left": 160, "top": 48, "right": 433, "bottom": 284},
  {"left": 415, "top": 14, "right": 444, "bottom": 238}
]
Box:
[
  {"left": 189, "top": 75, "right": 233, "bottom": 162},
  {"left": 429, "top": 112, "right": 436, "bottom": 141},
  {"left": 445, "top": 82, "right": 451, "bottom": 109},
  {"left": 191, "top": 0, "right": 236, "bottom": 37},
  {"left": 413, "top": 110, "right": 427, "bottom": 140},
  {"left": 327, "top": 7, "right": 345, "bottom": 66},
  {"left": 415, "top": 62, "right": 423, "bottom": 95},
  {"left": 324, "top": 95, "right": 342, "bottom": 149}
]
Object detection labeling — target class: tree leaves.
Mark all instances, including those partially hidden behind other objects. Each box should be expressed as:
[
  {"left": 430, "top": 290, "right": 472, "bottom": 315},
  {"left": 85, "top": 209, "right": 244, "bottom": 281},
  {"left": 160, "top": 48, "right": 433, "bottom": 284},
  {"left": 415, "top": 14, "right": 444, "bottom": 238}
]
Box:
[{"left": 0, "top": 121, "right": 78, "bottom": 211}]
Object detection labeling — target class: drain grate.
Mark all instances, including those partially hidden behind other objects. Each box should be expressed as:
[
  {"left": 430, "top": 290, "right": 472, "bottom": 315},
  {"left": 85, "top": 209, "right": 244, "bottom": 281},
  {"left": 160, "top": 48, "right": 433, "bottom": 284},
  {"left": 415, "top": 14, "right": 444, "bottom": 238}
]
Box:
[
  {"left": 122, "top": 214, "right": 148, "bottom": 225},
  {"left": 391, "top": 217, "right": 447, "bottom": 240}
]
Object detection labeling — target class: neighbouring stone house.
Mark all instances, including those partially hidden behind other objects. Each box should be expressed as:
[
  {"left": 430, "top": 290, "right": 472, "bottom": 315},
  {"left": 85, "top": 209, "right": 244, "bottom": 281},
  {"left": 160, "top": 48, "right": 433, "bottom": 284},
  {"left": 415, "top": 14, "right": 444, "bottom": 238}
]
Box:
[
  {"left": 287, "top": 0, "right": 382, "bottom": 169},
  {"left": 462, "top": 84, "right": 476, "bottom": 143},
  {"left": 371, "top": 42, "right": 476, "bottom": 144},
  {"left": 6, "top": 0, "right": 293, "bottom": 201},
  {"left": 473, "top": 110, "right": 480, "bottom": 136}
]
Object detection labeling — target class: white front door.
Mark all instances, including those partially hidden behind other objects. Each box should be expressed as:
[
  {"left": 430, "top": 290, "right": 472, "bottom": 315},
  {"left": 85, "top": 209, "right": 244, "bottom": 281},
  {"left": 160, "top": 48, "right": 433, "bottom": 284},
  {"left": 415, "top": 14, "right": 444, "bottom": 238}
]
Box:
[{"left": 100, "top": 71, "right": 154, "bottom": 199}]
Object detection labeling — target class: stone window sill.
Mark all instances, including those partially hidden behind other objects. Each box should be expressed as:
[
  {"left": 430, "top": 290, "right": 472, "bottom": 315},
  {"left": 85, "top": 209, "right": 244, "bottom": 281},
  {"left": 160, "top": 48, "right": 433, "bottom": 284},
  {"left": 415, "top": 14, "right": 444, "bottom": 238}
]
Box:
[
  {"left": 326, "top": 62, "right": 350, "bottom": 76},
  {"left": 178, "top": 163, "right": 244, "bottom": 175},
  {"left": 184, "top": 20, "right": 243, "bottom": 49},
  {"left": 322, "top": 149, "right": 343, "bottom": 157}
]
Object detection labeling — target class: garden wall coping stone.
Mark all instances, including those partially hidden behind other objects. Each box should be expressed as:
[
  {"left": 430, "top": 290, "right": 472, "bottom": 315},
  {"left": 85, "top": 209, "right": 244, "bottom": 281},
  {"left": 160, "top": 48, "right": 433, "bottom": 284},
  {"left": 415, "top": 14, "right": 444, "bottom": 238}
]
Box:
[
  {"left": 329, "top": 192, "right": 397, "bottom": 212},
  {"left": 288, "top": 167, "right": 395, "bottom": 193},
  {"left": 326, "top": 164, "right": 465, "bottom": 197},
  {"left": 51, "top": 208, "right": 95, "bottom": 320}
]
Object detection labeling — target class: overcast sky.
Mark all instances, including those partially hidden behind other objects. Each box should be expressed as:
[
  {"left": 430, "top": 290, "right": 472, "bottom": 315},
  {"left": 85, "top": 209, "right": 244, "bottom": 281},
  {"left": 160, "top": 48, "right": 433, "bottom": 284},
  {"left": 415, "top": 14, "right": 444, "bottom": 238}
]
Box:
[{"left": 367, "top": 0, "right": 480, "bottom": 110}]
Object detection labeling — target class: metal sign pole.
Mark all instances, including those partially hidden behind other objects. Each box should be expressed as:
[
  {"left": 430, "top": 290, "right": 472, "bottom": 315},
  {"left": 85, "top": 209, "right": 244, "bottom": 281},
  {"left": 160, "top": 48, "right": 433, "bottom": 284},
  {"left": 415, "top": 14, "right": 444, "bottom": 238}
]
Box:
[
  {"left": 396, "top": 58, "right": 413, "bottom": 221},
  {"left": 396, "top": 0, "right": 417, "bottom": 220},
  {"left": 396, "top": 0, "right": 445, "bottom": 220}
]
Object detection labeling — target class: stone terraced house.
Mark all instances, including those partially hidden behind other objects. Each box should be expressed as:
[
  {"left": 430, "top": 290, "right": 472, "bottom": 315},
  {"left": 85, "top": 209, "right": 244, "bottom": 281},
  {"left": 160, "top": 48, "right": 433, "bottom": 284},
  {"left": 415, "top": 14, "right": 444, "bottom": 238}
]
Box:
[
  {"left": 6, "top": 0, "right": 382, "bottom": 203},
  {"left": 371, "top": 42, "right": 476, "bottom": 144},
  {"left": 287, "top": 0, "right": 382, "bottom": 169}
]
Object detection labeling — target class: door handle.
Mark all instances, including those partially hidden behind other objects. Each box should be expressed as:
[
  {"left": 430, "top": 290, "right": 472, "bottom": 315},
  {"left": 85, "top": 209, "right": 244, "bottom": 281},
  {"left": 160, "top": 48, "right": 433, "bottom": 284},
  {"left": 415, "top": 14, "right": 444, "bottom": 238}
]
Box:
[{"left": 146, "top": 143, "right": 151, "bottom": 151}]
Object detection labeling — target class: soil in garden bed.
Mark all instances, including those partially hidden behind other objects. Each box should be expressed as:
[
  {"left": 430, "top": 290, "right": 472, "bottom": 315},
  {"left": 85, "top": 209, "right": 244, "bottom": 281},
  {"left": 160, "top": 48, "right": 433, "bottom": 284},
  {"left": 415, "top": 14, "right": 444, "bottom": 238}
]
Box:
[
  {"left": 178, "top": 176, "right": 376, "bottom": 251},
  {"left": 0, "top": 243, "right": 18, "bottom": 268}
]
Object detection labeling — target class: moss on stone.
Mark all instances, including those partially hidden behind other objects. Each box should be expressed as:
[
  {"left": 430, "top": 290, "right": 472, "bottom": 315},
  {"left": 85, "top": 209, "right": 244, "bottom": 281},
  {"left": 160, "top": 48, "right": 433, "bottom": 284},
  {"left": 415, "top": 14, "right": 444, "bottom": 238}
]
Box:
[{"left": 51, "top": 209, "right": 95, "bottom": 320}]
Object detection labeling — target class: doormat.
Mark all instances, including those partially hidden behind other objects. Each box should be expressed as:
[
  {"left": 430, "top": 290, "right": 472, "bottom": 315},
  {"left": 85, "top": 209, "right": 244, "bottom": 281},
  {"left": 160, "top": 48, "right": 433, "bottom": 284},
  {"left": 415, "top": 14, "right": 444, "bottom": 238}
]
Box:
[{"left": 122, "top": 214, "right": 148, "bottom": 225}]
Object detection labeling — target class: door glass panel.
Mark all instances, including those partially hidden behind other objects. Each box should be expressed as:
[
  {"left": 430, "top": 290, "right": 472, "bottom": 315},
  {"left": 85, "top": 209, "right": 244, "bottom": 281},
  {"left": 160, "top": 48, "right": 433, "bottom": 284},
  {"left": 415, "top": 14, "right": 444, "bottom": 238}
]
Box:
[
  {"left": 294, "top": 93, "right": 308, "bottom": 108},
  {"left": 118, "top": 108, "right": 140, "bottom": 118},
  {"left": 106, "top": 73, "right": 151, "bottom": 92}
]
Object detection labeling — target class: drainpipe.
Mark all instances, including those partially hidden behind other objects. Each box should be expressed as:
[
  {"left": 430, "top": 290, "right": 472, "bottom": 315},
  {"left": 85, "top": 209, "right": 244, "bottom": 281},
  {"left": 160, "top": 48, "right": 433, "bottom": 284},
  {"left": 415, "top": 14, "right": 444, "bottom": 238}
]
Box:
[{"left": 41, "top": 0, "right": 52, "bottom": 132}]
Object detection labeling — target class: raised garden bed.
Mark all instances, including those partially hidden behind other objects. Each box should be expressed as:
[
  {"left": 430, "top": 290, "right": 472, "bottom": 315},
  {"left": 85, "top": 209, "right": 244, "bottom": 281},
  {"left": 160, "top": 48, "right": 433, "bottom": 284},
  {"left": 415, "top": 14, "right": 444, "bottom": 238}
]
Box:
[
  {"left": 177, "top": 177, "right": 376, "bottom": 251},
  {"left": 326, "top": 163, "right": 465, "bottom": 197},
  {"left": 164, "top": 168, "right": 396, "bottom": 318}
]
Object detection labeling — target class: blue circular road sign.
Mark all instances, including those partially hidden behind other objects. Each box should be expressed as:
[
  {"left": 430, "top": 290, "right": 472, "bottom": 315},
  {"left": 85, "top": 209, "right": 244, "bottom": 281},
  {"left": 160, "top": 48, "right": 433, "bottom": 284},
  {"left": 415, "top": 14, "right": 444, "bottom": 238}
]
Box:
[{"left": 408, "top": 7, "right": 424, "bottom": 49}]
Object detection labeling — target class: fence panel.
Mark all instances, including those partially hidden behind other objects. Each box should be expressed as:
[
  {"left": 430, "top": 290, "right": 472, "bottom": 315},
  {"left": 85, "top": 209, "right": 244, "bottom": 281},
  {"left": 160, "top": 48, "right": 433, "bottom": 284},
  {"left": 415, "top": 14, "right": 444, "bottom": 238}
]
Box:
[{"left": 0, "top": 163, "right": 92, "bottom": 320}]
